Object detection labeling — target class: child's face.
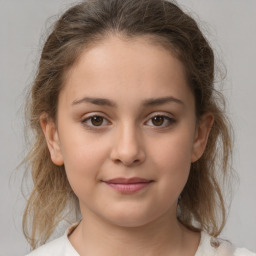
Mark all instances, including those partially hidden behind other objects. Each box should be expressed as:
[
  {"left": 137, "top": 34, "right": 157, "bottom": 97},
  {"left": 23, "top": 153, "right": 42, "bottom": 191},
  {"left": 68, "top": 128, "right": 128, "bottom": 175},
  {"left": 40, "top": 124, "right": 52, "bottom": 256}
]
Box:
[{"left": 42, "top": 35, "right": 212, "bottom": 227}]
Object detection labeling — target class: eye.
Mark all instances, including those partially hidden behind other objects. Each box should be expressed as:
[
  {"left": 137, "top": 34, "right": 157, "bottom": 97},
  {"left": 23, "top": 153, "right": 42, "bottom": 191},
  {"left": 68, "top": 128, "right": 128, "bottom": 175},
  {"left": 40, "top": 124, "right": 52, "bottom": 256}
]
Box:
[
  {"left": 151, "top": 116, "right": 165, "bottom": 126},
  {"left": 145, "top": 114, "right": 176, "bottom": 128},
  {"left": 81, "top": 115, "right": 110, "bottom": 128}
]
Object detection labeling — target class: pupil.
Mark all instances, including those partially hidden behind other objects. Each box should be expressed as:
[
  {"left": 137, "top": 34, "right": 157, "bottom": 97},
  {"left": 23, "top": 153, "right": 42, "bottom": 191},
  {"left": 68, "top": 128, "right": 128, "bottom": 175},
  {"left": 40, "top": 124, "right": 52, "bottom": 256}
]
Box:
[
  {"left": 92, "top": 116, "right": 103, "bottom": 126},
  {"left": 152, "top": 116, "right": 164, "bottom": 126}
]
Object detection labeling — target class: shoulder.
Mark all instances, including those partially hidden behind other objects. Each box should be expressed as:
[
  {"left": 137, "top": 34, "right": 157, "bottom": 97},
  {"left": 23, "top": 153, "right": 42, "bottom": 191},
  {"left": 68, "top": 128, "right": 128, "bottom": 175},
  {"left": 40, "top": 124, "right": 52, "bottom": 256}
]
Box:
[
  {"left": 25, "top": 236, "right": 66, "bottom": 256},
  {"left": 196, "top": 231, "right": 256, "bottom": 256},
  {"left": 25, "top": 223, "right": 80, "bottom": 256},
  {"left": 234, "top": 248, "right": 256, "bottom": 256}
]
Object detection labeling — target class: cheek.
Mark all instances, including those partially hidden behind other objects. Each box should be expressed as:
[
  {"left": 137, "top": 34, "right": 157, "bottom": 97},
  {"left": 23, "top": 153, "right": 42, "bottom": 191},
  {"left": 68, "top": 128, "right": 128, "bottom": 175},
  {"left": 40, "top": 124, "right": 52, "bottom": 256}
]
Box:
[
  {"left": 149, "top": 128, "right": 195, "bottom": 194},
  {"left": 152, "top": 128, "right": 194, "bottom": 168},
  {"left": 58, "top": 130, "right": 110, "bottom": 195}
]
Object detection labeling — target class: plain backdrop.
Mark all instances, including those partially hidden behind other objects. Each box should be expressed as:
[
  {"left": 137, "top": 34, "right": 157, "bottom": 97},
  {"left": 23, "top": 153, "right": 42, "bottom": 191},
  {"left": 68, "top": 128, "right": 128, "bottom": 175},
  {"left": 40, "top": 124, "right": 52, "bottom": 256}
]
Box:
[{"left": 0, "top": 0, "right": 255, "bottom": 255}]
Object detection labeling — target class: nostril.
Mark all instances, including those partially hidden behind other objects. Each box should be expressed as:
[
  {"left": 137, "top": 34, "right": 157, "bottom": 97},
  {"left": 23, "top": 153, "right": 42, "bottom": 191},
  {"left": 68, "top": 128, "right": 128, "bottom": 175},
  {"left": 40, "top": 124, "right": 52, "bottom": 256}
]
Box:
[{"left": 112, "top": 157, "right": 141, "bottom": 167}]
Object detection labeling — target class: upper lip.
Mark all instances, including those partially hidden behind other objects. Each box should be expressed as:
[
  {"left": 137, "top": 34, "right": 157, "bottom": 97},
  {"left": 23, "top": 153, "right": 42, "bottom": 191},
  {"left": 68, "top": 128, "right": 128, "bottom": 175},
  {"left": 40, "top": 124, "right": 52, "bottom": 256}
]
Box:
[{"left": 104, "top": 177, "right": 153, "bottom": 184}]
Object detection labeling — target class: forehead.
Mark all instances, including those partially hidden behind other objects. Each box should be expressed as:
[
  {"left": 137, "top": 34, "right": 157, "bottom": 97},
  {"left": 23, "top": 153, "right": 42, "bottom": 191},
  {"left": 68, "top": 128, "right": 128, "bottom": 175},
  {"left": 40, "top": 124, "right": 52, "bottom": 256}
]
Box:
[{"left": 61, "top": 35, "right": 194, "bottom": 108}]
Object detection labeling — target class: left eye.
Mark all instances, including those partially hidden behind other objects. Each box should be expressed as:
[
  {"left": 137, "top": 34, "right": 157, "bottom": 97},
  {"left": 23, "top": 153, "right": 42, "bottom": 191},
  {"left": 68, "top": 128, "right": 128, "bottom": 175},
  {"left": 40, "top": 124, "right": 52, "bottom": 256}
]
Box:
[{"left": 145, "top": 115, "right": 175, "bottom": 127}]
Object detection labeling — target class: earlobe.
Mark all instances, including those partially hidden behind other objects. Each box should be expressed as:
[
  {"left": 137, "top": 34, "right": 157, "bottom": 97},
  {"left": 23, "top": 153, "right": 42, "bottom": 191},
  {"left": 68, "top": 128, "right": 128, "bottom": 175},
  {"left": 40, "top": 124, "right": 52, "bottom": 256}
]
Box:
[
  {"left": 191, "top": 113, "right": 214, "bottom": 163},
  {"left": 40, "top": 113, "right": 64, "bottom": 166}
]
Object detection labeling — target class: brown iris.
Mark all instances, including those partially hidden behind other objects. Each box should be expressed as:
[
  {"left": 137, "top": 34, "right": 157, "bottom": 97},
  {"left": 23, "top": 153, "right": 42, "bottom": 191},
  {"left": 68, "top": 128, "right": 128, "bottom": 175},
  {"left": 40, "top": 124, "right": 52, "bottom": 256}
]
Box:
[
  {"left": 152, "top": 116, "right": 164, "bottom": 126},
  {"left": 91, "top": 116, "right": 104, "bottom": 126}
]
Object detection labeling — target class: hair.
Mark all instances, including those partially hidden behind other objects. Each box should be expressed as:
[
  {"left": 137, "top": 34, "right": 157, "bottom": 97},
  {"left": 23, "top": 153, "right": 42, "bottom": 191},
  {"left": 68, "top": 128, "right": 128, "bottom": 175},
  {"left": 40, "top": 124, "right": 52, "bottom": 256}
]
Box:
[{"left": 23, "top": 0, "right": 233, "bottom": 249}]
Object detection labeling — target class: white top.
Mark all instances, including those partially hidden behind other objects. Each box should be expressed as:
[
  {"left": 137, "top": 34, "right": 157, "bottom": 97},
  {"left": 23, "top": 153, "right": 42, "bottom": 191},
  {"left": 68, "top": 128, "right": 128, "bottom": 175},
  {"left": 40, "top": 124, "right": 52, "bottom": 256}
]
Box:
[{"left": 26, "top": 224, "right": 255, "bottom": 256}]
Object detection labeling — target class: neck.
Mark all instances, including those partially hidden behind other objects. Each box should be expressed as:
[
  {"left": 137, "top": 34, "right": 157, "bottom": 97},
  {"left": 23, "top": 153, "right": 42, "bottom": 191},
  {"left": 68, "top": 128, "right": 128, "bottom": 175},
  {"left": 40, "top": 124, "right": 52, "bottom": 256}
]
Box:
[{"left": 69, "top": 207, "right": 199, "bottom": 256}]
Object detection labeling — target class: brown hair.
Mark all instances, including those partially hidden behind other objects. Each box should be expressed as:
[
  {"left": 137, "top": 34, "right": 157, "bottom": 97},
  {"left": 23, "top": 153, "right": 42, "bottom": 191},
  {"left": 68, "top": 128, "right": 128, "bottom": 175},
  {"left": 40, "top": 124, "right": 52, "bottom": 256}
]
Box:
[{"left": 23, "top": 0, "right": 233, "bottom": 249}]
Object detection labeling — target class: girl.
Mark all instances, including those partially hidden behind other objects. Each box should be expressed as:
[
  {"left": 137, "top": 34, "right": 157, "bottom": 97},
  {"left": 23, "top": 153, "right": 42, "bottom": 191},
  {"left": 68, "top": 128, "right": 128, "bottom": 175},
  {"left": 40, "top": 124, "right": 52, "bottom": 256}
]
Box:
[{"left": 23, "top": 0, "right": 255, "bottom": 255}]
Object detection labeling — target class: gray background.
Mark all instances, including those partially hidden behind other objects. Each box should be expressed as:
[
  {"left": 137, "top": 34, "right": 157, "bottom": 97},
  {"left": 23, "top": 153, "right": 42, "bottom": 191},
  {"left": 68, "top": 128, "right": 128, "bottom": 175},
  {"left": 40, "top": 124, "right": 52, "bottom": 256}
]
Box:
[{"left": 0, "top": 0, "right": 255, "bottom": 255}]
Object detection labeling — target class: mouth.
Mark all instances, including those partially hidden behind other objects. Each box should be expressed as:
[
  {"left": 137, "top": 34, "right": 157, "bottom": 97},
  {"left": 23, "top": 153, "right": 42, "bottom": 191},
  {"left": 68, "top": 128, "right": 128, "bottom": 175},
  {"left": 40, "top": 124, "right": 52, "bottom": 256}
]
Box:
[{"left": 102, "top": 177, "right": 154, "bottom": 194}]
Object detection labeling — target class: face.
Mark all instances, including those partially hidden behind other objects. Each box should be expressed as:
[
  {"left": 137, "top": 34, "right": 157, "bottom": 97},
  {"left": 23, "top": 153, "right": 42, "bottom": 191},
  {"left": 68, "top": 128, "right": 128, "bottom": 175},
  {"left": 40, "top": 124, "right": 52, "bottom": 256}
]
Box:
[{"left": 42, "top": 35, "right": 213, "bottom": 228}]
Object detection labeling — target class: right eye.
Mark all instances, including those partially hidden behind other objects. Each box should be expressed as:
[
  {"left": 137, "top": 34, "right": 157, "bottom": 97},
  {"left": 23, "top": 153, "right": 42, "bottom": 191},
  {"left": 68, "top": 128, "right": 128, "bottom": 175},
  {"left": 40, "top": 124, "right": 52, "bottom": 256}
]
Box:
[{"left": 81, "top": 115, "right": 110, "bottom": 128}]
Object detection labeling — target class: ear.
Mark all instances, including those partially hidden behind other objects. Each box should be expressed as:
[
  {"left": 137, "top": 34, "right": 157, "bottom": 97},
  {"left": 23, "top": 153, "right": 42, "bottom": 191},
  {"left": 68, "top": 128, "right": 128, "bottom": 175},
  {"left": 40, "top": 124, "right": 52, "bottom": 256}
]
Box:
[
  {"left": 40, "top": 113, "right": 64, "bottom": 166},
  {"left": 191, "top": 113, "right": 214, "bottom": 163}
]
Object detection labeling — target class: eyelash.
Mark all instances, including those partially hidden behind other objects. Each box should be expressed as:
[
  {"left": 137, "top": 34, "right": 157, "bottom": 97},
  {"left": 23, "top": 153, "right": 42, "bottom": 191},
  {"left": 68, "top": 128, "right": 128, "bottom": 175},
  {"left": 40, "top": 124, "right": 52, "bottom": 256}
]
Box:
[
  {"left": 145, "top": 114, "right": 176, "bottom": 128},
  {"left": 81, "top": 114, "right": 110, "bottom": 129},
  {"left": 81, "top": 113, "right": 176, "bottom": 129}
]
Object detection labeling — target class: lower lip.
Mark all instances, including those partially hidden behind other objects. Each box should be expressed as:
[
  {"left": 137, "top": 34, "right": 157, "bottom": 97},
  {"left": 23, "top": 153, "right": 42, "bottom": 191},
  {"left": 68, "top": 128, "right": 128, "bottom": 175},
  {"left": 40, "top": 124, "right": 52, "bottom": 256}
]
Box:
[{"left": 104, "top": 182, "right": 152, "bottom": 194}]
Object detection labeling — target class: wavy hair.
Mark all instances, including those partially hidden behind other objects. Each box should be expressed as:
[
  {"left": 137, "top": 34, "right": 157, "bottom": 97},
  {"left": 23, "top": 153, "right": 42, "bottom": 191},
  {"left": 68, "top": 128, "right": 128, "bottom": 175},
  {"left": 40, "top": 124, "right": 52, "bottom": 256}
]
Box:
[{"left": 23, "top": 0, "right": 233, "bottom": 249}]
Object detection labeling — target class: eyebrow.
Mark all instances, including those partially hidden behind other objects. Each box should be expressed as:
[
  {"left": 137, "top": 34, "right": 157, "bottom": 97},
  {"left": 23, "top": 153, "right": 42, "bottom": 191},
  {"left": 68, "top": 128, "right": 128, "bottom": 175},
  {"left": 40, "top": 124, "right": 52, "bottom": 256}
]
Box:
[
  {"left": 142, "top": 96, "right": 184, "bottom": 107},
  {"left": 72, "top": 97, "right": 117, "bottom": 107},
  {"left": 72, "top": 96, "right": 184, "bottom": 107}
]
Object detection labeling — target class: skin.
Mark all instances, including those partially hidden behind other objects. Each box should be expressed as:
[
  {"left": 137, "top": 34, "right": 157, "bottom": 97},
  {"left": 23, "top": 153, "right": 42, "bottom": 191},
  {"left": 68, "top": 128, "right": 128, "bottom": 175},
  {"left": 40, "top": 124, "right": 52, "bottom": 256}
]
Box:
[{"left": 41, "top": 35, "right": 213, "bottom": 256}]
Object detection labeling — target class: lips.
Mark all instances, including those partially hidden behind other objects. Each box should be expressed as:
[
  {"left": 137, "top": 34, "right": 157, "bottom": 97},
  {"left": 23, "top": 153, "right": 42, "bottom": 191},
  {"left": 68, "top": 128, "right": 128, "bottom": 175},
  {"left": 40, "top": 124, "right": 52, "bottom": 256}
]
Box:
[{"left": 103, "top": 177, "right": 153, "bottom": 194}]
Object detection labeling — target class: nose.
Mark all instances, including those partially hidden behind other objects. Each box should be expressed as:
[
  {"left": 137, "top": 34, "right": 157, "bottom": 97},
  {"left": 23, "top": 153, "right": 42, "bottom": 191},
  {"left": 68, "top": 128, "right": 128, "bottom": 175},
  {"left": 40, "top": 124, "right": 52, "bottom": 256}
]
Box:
[{"left": 110, "top": 123, "right": 146, "bottom": 167}]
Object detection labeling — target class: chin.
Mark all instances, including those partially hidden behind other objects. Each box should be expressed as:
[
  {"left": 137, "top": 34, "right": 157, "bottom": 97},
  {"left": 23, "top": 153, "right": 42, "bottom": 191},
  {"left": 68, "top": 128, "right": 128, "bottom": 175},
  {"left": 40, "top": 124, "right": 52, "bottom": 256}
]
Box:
[{"left": 102, "top": 206, "right": 167, "bottom": 228}]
